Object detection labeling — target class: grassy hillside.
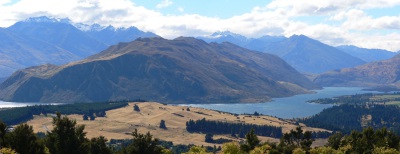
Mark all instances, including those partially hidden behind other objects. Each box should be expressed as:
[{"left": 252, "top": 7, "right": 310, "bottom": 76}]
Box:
[{"left": 26, "top": 102, "right": 329, "bottom": 146}]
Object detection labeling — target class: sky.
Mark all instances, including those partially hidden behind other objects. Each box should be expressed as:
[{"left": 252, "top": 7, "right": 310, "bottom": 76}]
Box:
[{"left": 0, "top": 0, "right": 400, "bottom": 51}]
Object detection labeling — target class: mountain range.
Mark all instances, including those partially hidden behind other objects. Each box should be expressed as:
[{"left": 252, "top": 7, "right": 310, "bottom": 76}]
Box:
[
  {"left": 336, "top": 45, "right": 397, "bottom": 62},
  {"left": 0, "top": 37, "right": 318, "bottom": 103},
  {"left": 314, "top": 54, "right": 400, "bottom": 87},
  {"left": 0, "top": 16, "right": 157, "bottom": 78},
  {"left": 199, "top": 32, "right": 397, "bottom": 74}
]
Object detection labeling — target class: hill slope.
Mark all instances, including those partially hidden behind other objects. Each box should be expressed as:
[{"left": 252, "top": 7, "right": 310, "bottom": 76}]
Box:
[
  {"left": 0, "top": 37, "right": 318, "bottom": 103},
  {"left": 314, "top": 54, "right": 400, "bottom": 87},
  {"left": 27, "top": 102, "right": 329, "bottom": 146}
]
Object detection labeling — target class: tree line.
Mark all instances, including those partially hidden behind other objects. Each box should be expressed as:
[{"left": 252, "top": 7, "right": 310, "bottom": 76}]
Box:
[{"left": 186, "top": 118, "right": 283, "bottom": 138}]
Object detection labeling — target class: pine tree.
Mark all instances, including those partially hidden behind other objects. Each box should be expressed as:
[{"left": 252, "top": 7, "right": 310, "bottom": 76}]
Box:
[
  {"left": 45, "top": 112, "right": 89, "bottom": 154},
  {"left": 6, "top": 123, "right": 45, "bottom": 154},
  {"left": 240, "top": 128, "right": 260, "bottom": 152},
  {"left": 126, "top": 129, "right": 163, "bottom": 154},
  {"left": 133, "top": 104, "right": 140, "bottom": 112},
  {"left": 160, "top": 120, "right": 167, "bottom": 129},
  {"left": 89, "top": 136, "right": 111, "bottom": 154},
  {"left": 0, "top": 121, "right": 7, "bottom": 147}
]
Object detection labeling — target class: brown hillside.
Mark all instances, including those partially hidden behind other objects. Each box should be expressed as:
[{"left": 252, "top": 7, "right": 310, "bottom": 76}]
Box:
[
  {"left": 26, "top": 102, "right": 329, "bottom": 146},
  {"left": 314, "top": 54, "right": 400, "bottom": 87},
  {"left": 0, "top": 37, "right": 318, "bottom": 103}
]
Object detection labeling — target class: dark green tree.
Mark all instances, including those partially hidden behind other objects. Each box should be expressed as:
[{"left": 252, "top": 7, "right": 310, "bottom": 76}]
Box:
[
  {"left": 205, "top": 134, "right": 214, "bottom": 143},
  {"left": 125, "top": 129, "right": 163, "bottom": 154},
  {"left": 253, "top": 111, "right": 260, "bottom": 116},
  {"left": 240, "top": 128, "right": 260, "bottom": 152},
  {"left": 326, "top": 132, "right": 343, "bottom": 150},
  {"left": 6, "top": 123, "right": 45, "bottom": 154},
  {"left": 89, "top": 114, "right": 96, "bottom": 121},
  {"left": 160, "top": 120, "right": 167, "bottom": 129},
  {"left": 89, "top": 136, "right": 111, "bottom": 154},
  {"left": 133, "top": 104, "right": 140, "bottom": 112},
  {"left": 83, "top": 114, "right": 89, "bottom": 121},
  {"left": 278, "top": 127, "right": 314, "bottom": 153},
  {"left": 45, "top": 112, "right": 89, "bottom": 154},
  {"left": 0, "top": 121, "right": 7, "bottom": 147}
]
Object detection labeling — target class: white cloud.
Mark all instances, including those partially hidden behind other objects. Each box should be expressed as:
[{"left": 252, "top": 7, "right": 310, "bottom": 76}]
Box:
[
  {"left": 267, "top": 0, "right": 400, "bottom": 16},
  {"left": 0, "top": 0, "right": 399, "bottom": 51},
  {"left": 156, "top": 0, "right": 173, "bottom": 9},
  {"left": 178, "top": 7, "right": 184, "bottom": 12},
  {"left": 0, "top": 0, "right": 11, "bottom": 5}
]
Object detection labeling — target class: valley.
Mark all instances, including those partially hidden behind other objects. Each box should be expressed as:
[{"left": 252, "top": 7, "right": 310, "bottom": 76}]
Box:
[{"left": 0, "top": 8, "right": 399, "bottom": 153}]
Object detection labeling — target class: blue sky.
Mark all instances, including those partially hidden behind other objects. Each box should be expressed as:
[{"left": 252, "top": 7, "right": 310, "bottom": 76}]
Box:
[
  {"left": 133, "top": 0, "right": 272, "bottom": 18},
  {"left": 0, "top": 0, "right": 399, "bottom": 51}
]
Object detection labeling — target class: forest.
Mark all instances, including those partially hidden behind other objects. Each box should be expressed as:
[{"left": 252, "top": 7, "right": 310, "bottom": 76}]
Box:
[
  {"left": 309, "top": 92, "right": 400, "bottom": 105},
  {"left": 186, "top": 118, "right": 283, "bottom": 138},
  {"left": 300, "top": 104, "right": 400, "bottom": 134}
]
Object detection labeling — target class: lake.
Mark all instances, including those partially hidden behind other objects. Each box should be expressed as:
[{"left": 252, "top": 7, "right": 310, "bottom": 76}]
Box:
[
  {"left": 0, "top": 87, "right": 378, "bottom": 118},
  {"left": 180, "top": 87, "right": 379, "bottom": 119},
  {"left": 0, "top": 101, "right": 62, "bottom": 108}
]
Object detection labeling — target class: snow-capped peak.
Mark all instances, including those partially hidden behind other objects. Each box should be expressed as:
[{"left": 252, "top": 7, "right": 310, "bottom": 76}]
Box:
[
  {"left": 210, "top": 31, "right": 242, "bottom": 38},
  {"left": 23, "top": 16, "right": 71, "bottom": 24}
]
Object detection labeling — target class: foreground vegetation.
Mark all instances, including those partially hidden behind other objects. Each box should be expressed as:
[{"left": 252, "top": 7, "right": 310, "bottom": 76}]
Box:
[{"left": 2, "top": 113, "right": 400, "bottom": 154}]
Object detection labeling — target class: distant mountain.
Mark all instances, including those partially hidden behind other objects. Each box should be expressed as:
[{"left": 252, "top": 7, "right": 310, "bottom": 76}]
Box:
[
  {"left": 7, "top": 17, "right": 107, "bottom": 58},
  {"left": 197, "top": 31, "right": 285, "bottom": 51},
  {"left": 314, "top": 54, "right": 400, "bottom": 87},
  {"left": 198, "top": 33, "right": 366, "bottom": 74},
  {"left": 0, "top": 28, "right": 78, "bottom": 77},
  {"left": 261, "top": 35, "right": 366, "bottom": 73},
  {"left": 197, "top": 31, "right": 250, "bottom": 46},
  {"left": 336, "top": 45, "right": 397, "bottom": 62},
  {"left": 84, "top": 24, "right": 158, "bottom": 46},
  {"left": 0, "top": 37, "right": 318, "bottom": 103},
  {"left": 0, "top": 16, "right": 156, "bottom": 78},
  {"left": 0, "top": 77, "right": 5, "bottom": 84}
]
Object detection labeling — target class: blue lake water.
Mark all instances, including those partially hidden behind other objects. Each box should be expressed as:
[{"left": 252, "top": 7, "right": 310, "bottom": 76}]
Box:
[
  {"left": 180, "top": 87, "right": 379, "bottom": 119},
  {"left": 0, "top": 87, "right": 378, "bottom": 118},
  {"left": 0, "top": 101, "right": 61, "bottom": 108}
]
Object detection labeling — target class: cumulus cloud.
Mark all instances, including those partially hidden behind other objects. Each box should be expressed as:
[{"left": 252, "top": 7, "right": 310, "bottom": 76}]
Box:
[
  {"left": 0, "top": 0, "right": 399, "bottom": 51},
  {"left": 156, "top": 0, "right": 173, "bottom": 9}
]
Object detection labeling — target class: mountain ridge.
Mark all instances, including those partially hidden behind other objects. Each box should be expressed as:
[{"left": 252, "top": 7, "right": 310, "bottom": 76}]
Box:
[
  {"left": 314, "top": 54, "right": 400, "bottom": 87},
  {"left": 336, "top": 45, "right": 396, "bottom": 62},
  {"left": 198, "top": 33, "right": 367, "bottom": 73},
  {"left": 0, "top": 16, "right": 157, "bottom": 78},
  {"left": 0, "top": 37, "right": 318, "bottom": 103}
]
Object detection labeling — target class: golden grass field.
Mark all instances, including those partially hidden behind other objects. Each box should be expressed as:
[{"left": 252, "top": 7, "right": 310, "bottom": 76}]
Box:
[{"left": 26, "top": 102, "right": 329, "bottom": 146}]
